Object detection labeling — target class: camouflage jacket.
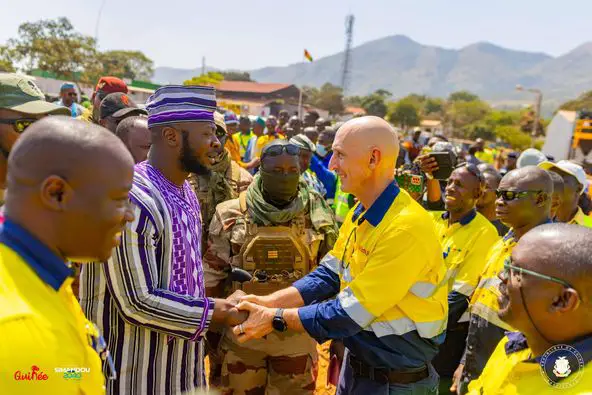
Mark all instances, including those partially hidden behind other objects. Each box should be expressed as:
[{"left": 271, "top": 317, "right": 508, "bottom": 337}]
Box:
[{"left": 188, "top": 160, "right": 252, "bottom": 245}]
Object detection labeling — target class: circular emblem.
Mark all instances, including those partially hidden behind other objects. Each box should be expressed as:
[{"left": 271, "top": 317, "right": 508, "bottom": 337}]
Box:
[{"left": 539, "top": 344, "right": 584, "bottom": 389}]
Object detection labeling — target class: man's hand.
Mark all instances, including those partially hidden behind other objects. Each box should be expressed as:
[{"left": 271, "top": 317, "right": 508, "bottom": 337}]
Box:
[
  {"left": 240, "top": 294, "right": 274, "bottom": 307},
  {"left": 226, "top": 307, "right": 248, "bottom": 327},
  {"left": 227, "top": 289, "right": 247, "bottom": 305},
  {"left": 450, "top": 363, "right": 464, "bottom": 394},
  {"left": 231, "top": 301, "right": 275, "bottom": 343},
  {"left": 417, "top": 154, "right": 439, "bottom": 176},
  {"left": 211, "top": 298, "right": 248, "bottom": 327}
]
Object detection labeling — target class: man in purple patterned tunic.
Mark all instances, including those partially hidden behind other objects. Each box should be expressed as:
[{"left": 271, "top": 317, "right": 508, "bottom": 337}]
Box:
[{"left": 80, "top": 85, "right": 247, "bottom": 395}]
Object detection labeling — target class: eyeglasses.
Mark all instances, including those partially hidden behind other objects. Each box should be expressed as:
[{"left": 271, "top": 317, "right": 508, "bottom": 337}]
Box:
[
  {"left": 261, "top": 144, "right": 300, "bottom": 160},
  {"left": 496, "top": 190, "right": 544, "bottom": 201},
  {"left": 0, "top": 118, "right": 37, "bottom": 133},
  {"left": 502, "top": 257, "right": 573, "bottom": 289}
]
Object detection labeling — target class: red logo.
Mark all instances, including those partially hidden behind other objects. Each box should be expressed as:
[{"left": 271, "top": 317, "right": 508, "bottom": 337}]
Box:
[
  {"left": 13, "top": 365, "right": 49, "bottom": 381},
  {"left": 121, "top": 95, "right": 130, "bottom": 106}
]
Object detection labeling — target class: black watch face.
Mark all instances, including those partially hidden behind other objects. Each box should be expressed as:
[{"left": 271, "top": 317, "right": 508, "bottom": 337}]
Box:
[{"left": 273, "top": 317, "right": 287, "bottom": 332}]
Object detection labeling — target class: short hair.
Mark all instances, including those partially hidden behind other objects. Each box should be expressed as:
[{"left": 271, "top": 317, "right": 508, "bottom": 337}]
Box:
[
  {"left": 115, "top": 116, "right": 146, "bottom": 140},
  {"left": 468, "top": 145, "right": 479, "bottom": 155},
  {"left": 306, "top": 111, "right": 320, "bottom": 121}
]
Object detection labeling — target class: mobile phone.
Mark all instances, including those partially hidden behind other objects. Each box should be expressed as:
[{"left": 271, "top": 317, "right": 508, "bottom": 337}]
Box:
[
  {"left": 429, "top": 152, "right": 456, "bottom": 180},
  {"left": 395, "top": 171, "right": 424, "bottom": 194}
]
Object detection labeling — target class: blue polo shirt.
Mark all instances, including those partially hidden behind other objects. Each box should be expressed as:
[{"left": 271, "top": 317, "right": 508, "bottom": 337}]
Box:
[{"left": 293, "top": 182, "right": 448, "bottom": 369}]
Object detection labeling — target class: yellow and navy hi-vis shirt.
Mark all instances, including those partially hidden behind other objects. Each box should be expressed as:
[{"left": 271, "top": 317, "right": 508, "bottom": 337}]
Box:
[
  {"left": 468, "top": 332, "right": 592, "bottom": 394},
  {"left": 430, "top": 210, "right": 499, "bottom": 324},
  {"left": 0, "top": 220, "right": 105, "bottom": 394},
  {"left": 570, "top": 207, "right": 592, "bottom": 228},
  {"left": 294, "top": 182, "right": 448, "bottom": 369}
]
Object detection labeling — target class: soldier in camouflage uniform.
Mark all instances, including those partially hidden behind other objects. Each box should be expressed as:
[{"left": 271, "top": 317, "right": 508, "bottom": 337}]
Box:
[
  {"left": 204, "top": 140, "right": 339, "bottom": 395},
  {"left": 188, "top": 111, "right": 253, "bottom": 246},
  {"left": 188, "top": 111, "right": 253, "bottom": 387}
]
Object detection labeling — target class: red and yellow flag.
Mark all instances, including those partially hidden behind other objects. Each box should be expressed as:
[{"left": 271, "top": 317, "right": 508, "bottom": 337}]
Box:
[{"left": 304, "top": 49, "right": 313, "bottom": 62}]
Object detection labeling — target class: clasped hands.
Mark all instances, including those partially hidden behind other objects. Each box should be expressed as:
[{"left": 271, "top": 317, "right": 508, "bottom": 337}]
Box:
[{"left": 224, "top": 290, "right": 279, "bottom": 343}]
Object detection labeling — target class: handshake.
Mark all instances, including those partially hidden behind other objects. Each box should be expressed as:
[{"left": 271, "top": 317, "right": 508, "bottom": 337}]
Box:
[{"left": 220, "top": 290, "right": 281, "bottom": 343}]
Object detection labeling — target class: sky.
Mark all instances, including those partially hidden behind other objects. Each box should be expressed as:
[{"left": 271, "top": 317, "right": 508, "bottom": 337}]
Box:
[{"left": 1, "top": 0, "right": 591, "bottom": 71}]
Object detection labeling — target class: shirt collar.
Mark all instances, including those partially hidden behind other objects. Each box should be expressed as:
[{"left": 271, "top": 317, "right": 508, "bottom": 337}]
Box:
[
  {"left": 0, "top": 219, "right": 72, "bottom": 290},
  {"left": 505, "top": 331, "right": 592, "bottom": 365},
  {"left": 503, "top": 218, "right": 553, "bottom": 242},
  {"left": 352, "top": 181, "right": 400, "bottom": 227},
  {"left": 441, "top": 208, "right": 477, "bottom": 226}
]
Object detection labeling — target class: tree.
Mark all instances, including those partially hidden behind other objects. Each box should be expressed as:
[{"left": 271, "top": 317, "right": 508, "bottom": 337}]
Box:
[
  {"left": 98, "top": 50, "right": 154, "bottom": 81},
  {"left": 446, "top": 100, "right": 491, "bottom": 133},
  {"left": 448, "top": 90, "right": 480, "bottom": 102},
  {"left": 560, "top": 90, "right": 592, "bottom": 111},
  {"left": 387, "top": 99, "right": 421, "bottom": 128},
  {"left": 495, "top": 125, "right": 533, "bottom": 150},
  {"left": 424, "top": 98, "right": 444, "bottom": 116},
  {"left": 8, "top": 17, "right": 97, "bottom": 82},
  {"left": 0, "top": 46, "right": 15, "bottom": 72},
  {"left": 220, "top": 71, "right": 253, "bottom": 81},
  {"left": 313, "top": 83, "right": 344, "bottom": 115},
  {"left": 361, "top": 90, "right": 389, "bottom": 118},
  {"left": 184, "top": 71, "right": 224, "bottom": 86}
]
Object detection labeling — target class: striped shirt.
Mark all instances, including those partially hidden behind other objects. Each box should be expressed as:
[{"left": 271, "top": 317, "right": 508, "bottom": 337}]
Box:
[{"left": 80, "top": 162, "right": 214, "bottom": 395}]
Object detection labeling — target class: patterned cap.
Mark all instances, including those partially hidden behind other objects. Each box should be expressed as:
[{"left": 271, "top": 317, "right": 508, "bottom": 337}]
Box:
[
  {"left": 224, "top": 111, "right": 239, "bottom": 125},
  {"left": 145, "top": 85, "right": 217, "bottom": 128}
]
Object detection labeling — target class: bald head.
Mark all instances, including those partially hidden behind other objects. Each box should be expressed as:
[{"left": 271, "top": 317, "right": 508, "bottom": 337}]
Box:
[
  {"left": 330, "top": 116, "right": 399, "bottom": 199},
  {"left": 7, "top": 116, "right": 133, "bottom": 189},
  {"left": 4, "top": 116, "right": 135, "bottom": 262},
  {"left": 501, "top": 166, "right": 553, "bottom": 195}
]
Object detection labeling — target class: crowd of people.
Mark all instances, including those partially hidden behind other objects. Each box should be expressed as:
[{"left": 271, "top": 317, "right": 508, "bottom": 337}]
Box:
[{"left": 0, "top": 72, "right": 591, "bottom": 395}]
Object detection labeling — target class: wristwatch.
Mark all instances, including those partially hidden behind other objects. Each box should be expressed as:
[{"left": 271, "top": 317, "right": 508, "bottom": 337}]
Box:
[{"left": 272, "top": 308, "right": 288, "bottom": 332}]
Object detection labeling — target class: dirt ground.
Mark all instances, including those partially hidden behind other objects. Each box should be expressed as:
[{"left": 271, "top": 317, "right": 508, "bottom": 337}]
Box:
[{"left": 205, "top": 342, "right": 336, "bottom": 394}]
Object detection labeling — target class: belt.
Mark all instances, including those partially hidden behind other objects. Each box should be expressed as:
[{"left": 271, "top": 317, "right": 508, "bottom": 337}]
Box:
[{"left": 349, "top": 355, "right": 429, "bottom": 385}]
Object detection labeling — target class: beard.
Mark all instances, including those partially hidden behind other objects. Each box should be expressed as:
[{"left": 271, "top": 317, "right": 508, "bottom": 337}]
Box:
[{"left": 180, "top": 131, "right": 211, "bottom": 176}]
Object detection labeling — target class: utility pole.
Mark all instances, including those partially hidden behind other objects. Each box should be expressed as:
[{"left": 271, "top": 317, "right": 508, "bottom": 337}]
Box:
[
  {"left": 201, "top": 56, "right": 206, "bottom": 76},
  {"left": 516, "top": 84, "right": 543, "bottom": 138},
  {"left": 340, "top": 15, "right": 355, "bottom": 96}
]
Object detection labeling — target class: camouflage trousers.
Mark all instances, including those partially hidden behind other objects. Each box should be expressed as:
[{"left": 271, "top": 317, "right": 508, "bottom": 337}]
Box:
[{"left": 219, "top": 334, "right": 318, "bottom": 395}]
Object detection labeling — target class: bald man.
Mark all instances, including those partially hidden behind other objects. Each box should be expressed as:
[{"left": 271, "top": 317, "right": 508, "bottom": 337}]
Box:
[
  {"left": 114, "top": 116, "right": 151, "bottom": 163},
  {"left": 453, "top": 167, "right": 553, "bottom": 393},
  {"left": 468, "top": 224, "right": 592, "bottom": 393},
  {"left": 233, "top": 116, "right": 448, "bottom": 394},
  {"left": 0, "top": 117, "right": 135, "bottom": 394}
]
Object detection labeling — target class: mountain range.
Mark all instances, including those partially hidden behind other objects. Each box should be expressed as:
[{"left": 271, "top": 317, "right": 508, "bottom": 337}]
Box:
[{"left": 152, "top": 35, "right": 592, "bottom": 111}]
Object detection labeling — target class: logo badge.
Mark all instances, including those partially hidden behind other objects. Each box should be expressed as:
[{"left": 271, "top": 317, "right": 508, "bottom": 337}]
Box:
[
  {"left": 540, "top": 344, "right": 584, "bottom": 389},
  {"left": 120, "top": 95, "right": 130, "bottom": 106}
]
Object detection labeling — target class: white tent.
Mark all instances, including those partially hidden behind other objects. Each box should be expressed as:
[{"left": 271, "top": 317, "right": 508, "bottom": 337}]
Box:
[{"left": 542, "top": 110, "right": 577, "bottom": 161}]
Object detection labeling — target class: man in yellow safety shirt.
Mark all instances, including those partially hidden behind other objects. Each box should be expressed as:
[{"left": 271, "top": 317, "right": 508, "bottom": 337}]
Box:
[
  {"left": 468, "top": 224, "right": 592, "bottom": 394},
  {"left": 425, "top": 163, "right": 500, "bottom": 392},
  {"left": 0, "top": 117, "right": 135, "bottom": 394},
  {"left": 229, "top": 116, "right": 448, "bottom": 394},
  {"left": 452, "top": 167, "right": 554, "bottom": 394}
]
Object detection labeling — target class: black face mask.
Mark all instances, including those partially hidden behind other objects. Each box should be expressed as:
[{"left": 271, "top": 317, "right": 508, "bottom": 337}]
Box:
[
  {"left": 260, "top": 169, "right": 300, "bottom": 206},
  {"left": 180, "top": 130, "right": 210, "bottom": 176}
]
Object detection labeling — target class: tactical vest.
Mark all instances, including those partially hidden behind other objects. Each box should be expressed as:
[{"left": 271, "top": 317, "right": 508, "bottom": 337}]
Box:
[{"left": 233, "top": 192, "right": 322, "bottom": 295}]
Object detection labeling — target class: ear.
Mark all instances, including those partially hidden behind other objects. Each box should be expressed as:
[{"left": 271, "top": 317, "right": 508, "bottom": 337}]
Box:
[
  {"left": 368, "top": 148, "right": 381, "bottom": 170},
  {"left": 39, "top": 175, "right": 73, "bottom": 211},
  {"left": 535, "top": 192, "right": 547, "bottom": 207},
  {"left": 550, "top": 288, "right": 580, "bottom": 313},
  {"left": 162, "top": 126, "right": 181, "bottom": 147}
]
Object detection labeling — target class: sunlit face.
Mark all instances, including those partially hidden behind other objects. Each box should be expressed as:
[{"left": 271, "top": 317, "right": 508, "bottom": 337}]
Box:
[{"left": 329, "top": 131, "right": 373, "bottom": 195}]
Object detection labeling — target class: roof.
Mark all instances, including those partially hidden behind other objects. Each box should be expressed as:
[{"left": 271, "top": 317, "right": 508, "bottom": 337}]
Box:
[
  {"left": 420, "top": 119, "right": 442, "bottom": 127},
  {"left": 217, "top": 81, "right": 294, "bottom": 94},
  {"left": 344, "top": 106, "right": 366, "bottom": 114},
  {"left": 557, "top": 110, "right": 577, "bottom": 123}
]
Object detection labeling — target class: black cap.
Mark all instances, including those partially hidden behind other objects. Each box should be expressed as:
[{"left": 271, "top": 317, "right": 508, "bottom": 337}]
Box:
[{"left": 100, "top": 92, "right": 147, "bottom": 120}]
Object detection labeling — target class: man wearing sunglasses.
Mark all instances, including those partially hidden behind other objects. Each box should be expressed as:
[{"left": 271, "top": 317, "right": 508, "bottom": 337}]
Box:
[
  {"left": 429, "top": 164, "right": 500, "bottom": 393},
  {"left": 453, "top": 166, "right": 554, "bottom": 393},
  {"left": 232, "top": 117, "right": 447, "bottom": 394},
  {"left": 0, "top": 74, "right": 70, "bottom": 194},
  {"left": 468, "top": 224, "right": 592, "bottom": 393},
  {"left": 203, "top": 139, "right": 338, "bottom": 393},
  {"left": 54, "top": 82, "right": 86, "bottom": 117}
]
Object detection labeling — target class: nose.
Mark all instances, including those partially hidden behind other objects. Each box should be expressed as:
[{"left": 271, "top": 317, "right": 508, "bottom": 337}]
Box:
[
  {"left": 212, "top": 135, "right": 221, "bottom": 149},
  {"left": 328, "top": 153, "right": 338, "bottom": 171},
  {"left": 496, "top": 196, "right": 506, "bottom": 207}
]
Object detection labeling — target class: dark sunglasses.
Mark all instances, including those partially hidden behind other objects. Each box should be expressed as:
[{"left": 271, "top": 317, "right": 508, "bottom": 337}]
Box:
[
  {"left": 0, "top": 118, "right": 37, "bottom": 133},
  {"left": 496, "top": 189, "right": 543, "bottom": 201},
  {"left": 261, "top": 144, "right": 300, "bottom": 160},
  {"left": 502, "top": 257, "right": 573, "bottom": 289}
]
